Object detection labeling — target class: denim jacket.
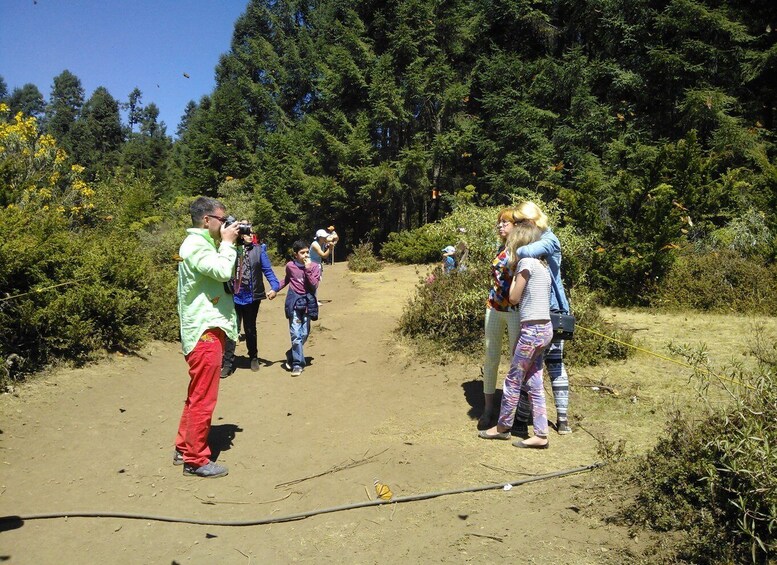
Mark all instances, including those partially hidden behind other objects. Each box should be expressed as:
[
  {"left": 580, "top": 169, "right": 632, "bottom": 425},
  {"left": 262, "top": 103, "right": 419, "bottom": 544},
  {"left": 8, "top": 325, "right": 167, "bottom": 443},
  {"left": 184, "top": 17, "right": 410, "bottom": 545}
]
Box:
[{"left": 517, "top": 228, "right": 571, "bottom": 314}]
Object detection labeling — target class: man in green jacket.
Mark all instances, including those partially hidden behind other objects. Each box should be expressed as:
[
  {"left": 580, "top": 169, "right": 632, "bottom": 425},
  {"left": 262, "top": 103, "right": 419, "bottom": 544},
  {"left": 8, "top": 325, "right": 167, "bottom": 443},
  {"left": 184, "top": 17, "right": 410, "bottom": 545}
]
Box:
[{"left": 173, "top": 197, "right": 239, "bottom": 478}]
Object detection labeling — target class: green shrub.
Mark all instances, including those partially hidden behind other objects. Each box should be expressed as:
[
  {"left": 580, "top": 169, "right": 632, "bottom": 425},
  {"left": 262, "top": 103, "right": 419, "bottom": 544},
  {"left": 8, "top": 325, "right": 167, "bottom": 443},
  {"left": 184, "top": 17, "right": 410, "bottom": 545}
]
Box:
[
  {"left": 398, "top": 265, "right": 634, "bottom": 365},
  {"left": 627, "top": 336, "right": 777, "bottom": 563},
  {"left": 381, "top": 205, "right": 504, "bottom": 265},
  {"left": 653, "top": 249, "right": 777, "bottom": 313},
  {"left": 381, "top": 224, "right": 450, "bottom": 264},
  {"left": 347, "top": 242, "right": 383, "bottom": 272},
  {"left": 0, "top": 207, "right": 178, "bottom": 384},
  {"left": 398, "top": 265, "right": 488, "bottom": 351},
  {"left": 563, "top": 288, "right": 635, "bottom": 366}
]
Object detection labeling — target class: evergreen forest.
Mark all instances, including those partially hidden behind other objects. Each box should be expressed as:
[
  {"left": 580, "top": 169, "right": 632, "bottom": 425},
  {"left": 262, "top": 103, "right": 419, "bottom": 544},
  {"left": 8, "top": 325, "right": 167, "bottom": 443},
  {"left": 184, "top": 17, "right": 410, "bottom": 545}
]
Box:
[
  {"left": 2, "top": 0, "right": 776, "bottom": 368},
  {"left": 2, "top": 1, "right": 777, "bottom": 561}
]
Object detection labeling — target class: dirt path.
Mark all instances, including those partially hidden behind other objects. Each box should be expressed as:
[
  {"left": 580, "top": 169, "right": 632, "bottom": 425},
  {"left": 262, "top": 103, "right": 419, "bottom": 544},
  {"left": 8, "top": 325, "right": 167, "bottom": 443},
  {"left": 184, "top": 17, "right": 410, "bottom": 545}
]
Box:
[{"left": 1, "top": 263, "right": 638, "bottom": 564}]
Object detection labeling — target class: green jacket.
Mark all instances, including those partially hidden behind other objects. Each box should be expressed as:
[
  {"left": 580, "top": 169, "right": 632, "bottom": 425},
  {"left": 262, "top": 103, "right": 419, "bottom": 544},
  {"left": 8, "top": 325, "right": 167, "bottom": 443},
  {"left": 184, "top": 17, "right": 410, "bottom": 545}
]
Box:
[{"left": 177, "top": 228, "right": 238, "bottom": 355}]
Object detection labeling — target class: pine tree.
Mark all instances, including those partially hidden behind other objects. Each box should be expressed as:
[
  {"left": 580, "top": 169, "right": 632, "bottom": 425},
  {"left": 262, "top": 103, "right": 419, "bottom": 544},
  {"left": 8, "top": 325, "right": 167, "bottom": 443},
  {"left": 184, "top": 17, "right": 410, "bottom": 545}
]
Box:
[
  {"left": 45, "top": 70, "right": 85, "bottom": 155},
  {"left": 63, "top": 86, "right": 123, "bottom": 179},
  {"left": 121, "top": 102, "right": 172, "bottom": 186},
  {"left": 8, "top": 84, "right": 45, "bottom": 121}
]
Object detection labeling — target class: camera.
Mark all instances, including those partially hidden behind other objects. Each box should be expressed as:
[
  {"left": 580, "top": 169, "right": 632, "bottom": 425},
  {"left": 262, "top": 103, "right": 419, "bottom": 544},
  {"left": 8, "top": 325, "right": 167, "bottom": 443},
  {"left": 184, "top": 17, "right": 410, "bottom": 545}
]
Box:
[{"left": 224, "top": 216, "right": 253, "bottom": 241}]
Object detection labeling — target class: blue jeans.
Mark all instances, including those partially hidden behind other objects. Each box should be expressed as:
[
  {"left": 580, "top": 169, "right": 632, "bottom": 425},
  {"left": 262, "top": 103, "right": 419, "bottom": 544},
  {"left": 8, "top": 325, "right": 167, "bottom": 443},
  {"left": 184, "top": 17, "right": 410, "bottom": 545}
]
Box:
[{"left": 287, "top": 310, "right": 310, "bottom": 369}]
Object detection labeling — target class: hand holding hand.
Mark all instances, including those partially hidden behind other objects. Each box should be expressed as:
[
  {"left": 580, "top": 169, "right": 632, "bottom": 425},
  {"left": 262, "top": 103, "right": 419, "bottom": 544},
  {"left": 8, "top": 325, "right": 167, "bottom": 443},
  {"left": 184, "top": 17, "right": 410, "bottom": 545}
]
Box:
[{"left": 267, "top": 290, "right": 277, "bottom": 300}]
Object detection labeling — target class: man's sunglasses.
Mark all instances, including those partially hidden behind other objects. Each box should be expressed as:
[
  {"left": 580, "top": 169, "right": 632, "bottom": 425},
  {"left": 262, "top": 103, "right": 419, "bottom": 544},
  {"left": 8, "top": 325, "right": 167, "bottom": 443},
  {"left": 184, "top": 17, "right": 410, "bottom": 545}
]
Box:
[{"left": 206, "top": 214, "right": 229, "bottom": 223}]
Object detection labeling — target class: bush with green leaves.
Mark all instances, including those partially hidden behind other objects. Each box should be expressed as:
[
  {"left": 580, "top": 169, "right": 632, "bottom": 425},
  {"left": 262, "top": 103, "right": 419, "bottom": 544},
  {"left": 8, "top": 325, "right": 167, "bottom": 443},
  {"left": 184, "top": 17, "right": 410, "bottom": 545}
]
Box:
[
  {"left": 380, "top": 224, "right": 451, "bottom": 264},
  {"left": 562, "top": 288, "right": 634, "bottom": 366},
  {"left": 393, "top": 201, "right": 629, "bottom": 364},
  {"left": 0, "top": 200, "right": 179, "bottom": 386},
  {"left": 398, "top": 264, "right": 633, "bottom": 365},
  {"left": 652, "top": 248, "right": 777, "bottom": 313},
  {"left": 347, "top": 242, "right": 382, "bottom": 272},
  {"left": 381, "top": 204, "right": 506, "bottom": 267},
  {"left": 398, "top": 266, "right": 488, "bottom": 351},
  {"left": 627, "top": 335, "right": 777, "bottom": 563}
]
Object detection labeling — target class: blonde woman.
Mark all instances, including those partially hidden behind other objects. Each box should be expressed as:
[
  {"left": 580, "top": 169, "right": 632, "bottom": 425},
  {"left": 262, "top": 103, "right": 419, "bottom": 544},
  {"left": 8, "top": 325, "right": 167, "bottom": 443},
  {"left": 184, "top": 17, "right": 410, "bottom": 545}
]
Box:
[
  {"left": 478, "top": 208, "right": 523, "bottom": 430},
  {"left": 511, "top": 201, "right": 572, "bottom": 435},
  {"left": 478, "top": 223, "right": 553, "bottom": 447}
]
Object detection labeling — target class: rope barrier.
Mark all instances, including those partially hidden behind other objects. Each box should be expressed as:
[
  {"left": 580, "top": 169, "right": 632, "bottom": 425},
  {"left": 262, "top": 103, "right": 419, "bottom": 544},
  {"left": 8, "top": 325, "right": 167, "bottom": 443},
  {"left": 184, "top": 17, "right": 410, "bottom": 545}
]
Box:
[
  {"left": 0, "top": 278, "right": 90, "bottom": 303},
  {"left": 576, "top": 324, "right": 756, "bottom": 391},
  {"left": 0, "top": 462, "right": 603, "bottom": 527}
]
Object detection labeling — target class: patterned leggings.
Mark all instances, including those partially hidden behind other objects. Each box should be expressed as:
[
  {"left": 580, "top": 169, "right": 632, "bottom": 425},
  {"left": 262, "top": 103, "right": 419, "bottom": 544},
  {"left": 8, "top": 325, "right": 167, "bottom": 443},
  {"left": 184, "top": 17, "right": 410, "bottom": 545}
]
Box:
[
  {"left": 498, "top": 322, "right": 553, "bottom": 435},
  {"left": 515, "top": 340, "right": 570, "bottom": 424}
]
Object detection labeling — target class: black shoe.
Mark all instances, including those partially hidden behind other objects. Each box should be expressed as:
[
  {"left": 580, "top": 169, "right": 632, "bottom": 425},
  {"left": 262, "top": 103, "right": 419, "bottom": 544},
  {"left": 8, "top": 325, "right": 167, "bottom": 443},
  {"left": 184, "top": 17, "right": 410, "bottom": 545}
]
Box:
[
  {"left": 477, "top": 410, "right": 494, "bottom": 430},
  {"left": 556, "top": 419, "right": 572, "bottom": 434},
  {"left": 511, "top": 421, "right": 529, "bottom": 439},
  {"left": 220, "top": 366, "right": 234, "bottom": 379}
]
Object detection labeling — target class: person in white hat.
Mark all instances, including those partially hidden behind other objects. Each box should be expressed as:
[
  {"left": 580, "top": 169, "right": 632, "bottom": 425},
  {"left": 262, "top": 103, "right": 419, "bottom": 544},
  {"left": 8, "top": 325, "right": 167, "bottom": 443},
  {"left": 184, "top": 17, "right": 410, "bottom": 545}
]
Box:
[
  {"left": 310, "top": 228, "right": 337, "bottom": 270},
  {"left": 441, "top": 245, "right": 457, "bottom": 274}
]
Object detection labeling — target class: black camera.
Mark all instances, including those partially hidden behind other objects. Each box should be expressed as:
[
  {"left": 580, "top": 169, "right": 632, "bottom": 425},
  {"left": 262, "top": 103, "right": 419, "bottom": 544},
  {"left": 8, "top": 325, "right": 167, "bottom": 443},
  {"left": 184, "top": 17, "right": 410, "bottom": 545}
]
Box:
[
  {"left": 224, "top": 216, "right": 253, "bottom": 241},
  {"left": 224, "top": 216, "right": 253, "bottom": 237}
]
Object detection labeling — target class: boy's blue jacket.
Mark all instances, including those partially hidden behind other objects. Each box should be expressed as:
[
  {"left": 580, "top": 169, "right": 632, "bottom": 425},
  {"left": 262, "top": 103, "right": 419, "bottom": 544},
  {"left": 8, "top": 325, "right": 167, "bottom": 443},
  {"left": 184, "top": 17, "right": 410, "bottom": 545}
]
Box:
[{"left": 284, "top": 289, "right": 318, "bottom": 320}]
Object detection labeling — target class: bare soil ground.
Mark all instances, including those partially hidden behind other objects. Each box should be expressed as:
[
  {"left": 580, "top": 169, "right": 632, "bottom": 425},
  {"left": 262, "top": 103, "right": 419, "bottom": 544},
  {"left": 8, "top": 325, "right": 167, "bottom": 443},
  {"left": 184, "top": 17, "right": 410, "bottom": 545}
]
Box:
[{"left": 2, "top": 262, "right": 775, "bottom": 564}]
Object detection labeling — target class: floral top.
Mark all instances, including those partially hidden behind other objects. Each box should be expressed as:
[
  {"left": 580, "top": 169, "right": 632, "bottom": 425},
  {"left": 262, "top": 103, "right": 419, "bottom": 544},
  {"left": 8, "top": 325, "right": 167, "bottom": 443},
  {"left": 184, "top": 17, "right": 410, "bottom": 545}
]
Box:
[{"left": 487, "top": 247, "right": 517, "bottom": 312}]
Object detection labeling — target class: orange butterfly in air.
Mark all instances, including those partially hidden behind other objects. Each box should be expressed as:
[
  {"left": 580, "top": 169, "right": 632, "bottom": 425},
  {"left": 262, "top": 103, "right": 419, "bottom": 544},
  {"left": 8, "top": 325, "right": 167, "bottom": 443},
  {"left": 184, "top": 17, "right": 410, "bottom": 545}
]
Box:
[{"left": 374, "top": 479, "right": 393, "bottom": 501}]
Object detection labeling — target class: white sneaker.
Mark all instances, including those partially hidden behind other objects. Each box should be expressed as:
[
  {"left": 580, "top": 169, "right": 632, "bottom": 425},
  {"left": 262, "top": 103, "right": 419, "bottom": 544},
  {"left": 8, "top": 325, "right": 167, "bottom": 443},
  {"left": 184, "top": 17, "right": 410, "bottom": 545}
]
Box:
[
  {"left": 250, "top": 357, "right": 260, "bottom": 372},
  {"left": 290, "top": 366, "right": 303, "bottom": 377}
]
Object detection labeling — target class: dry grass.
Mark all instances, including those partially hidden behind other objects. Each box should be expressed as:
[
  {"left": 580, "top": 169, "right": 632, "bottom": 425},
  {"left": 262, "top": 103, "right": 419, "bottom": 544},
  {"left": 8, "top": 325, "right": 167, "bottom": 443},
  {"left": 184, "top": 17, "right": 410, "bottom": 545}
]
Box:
[{"left": 571, "top": 307, "right": 777, "bottom": 456}]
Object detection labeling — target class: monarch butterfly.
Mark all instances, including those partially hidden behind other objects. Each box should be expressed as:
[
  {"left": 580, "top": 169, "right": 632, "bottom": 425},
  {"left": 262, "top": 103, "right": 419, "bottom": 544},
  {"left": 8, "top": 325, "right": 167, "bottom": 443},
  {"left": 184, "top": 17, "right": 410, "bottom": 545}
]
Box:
[{"left": 374, "top": 479, "right": 393, "bottom": 501}]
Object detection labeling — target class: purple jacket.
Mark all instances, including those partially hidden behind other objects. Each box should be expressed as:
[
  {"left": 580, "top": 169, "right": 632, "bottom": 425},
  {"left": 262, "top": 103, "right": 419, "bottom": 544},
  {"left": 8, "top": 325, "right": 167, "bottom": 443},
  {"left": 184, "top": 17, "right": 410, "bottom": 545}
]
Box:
[
  {"left": 279, "top": 260, "right": 321, "bottom": 320},
  {"left": 278, "top": 260, "right": 321, "bottom": 295}
]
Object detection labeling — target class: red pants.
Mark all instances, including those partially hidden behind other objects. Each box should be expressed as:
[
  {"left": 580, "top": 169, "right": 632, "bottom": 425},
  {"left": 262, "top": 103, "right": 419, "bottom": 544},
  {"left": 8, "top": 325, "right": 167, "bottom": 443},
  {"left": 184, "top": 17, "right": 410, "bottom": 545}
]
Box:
[{"left": 175, "top": 328, "right": 225, "bottom": 466}]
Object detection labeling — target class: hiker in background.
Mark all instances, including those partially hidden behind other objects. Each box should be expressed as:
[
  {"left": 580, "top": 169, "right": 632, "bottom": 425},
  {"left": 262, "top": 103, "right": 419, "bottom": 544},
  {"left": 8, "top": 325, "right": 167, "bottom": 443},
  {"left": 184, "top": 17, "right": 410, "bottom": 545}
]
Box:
[
  {"left": 441, "top": 245, "right": 457, "bottom": 274},
  {"left": 326, "top": 226, "right": 339, "bottom": 264},
  {"left": 511, "top": 201, "right": 573, "bottom": 435},
  {"left": 478, "top": 223, "right": 553, "bottom": 448},
  {"left": 478, "top": 208, "right": 522, "bottom": 431},
  {"left": 455, "top": 240, "right": 469, "bottom": 272},
  {"left": 310, "top": 228, "right": 337, "bottom": 304},
  {"left": 310, "top": 228, "right": 337, "bottom": 271}
]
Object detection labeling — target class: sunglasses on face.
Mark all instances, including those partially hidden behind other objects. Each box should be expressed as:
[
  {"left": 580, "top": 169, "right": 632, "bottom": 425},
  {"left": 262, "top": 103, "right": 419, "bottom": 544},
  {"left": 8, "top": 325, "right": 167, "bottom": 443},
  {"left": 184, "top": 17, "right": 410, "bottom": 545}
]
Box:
[{"left": 206, "top": 214, "right": 229, "bottom": 223}]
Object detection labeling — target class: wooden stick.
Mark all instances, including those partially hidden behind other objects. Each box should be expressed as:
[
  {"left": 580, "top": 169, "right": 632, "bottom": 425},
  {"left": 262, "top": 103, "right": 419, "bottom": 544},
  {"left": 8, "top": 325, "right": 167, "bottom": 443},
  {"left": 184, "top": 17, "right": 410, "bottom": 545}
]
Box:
[{"left": 275, "top": 448, "right": 389, "bottom": 489}]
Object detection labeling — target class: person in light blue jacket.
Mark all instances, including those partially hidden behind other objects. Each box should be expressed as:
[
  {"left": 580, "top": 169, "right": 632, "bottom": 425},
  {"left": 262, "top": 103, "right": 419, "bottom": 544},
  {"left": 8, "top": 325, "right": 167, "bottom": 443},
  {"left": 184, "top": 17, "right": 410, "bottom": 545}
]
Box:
[{"left": 511, "top": 202, "right": 573, "bottom": 435}]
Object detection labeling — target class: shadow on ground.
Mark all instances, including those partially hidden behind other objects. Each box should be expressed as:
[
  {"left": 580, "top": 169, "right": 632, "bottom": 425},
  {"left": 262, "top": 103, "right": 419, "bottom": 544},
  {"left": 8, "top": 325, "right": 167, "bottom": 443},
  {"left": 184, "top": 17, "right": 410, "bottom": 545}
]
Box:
[{"left": 208, "top": 423, "right": 243, "bottom": 460}]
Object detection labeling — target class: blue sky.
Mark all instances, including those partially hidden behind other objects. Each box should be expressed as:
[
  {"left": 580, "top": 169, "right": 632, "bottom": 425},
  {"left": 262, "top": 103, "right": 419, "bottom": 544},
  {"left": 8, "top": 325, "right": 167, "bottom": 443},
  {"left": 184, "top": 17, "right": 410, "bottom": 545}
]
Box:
[{"left": 1, "top": 0, "right": 250, "bottom": 135}]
